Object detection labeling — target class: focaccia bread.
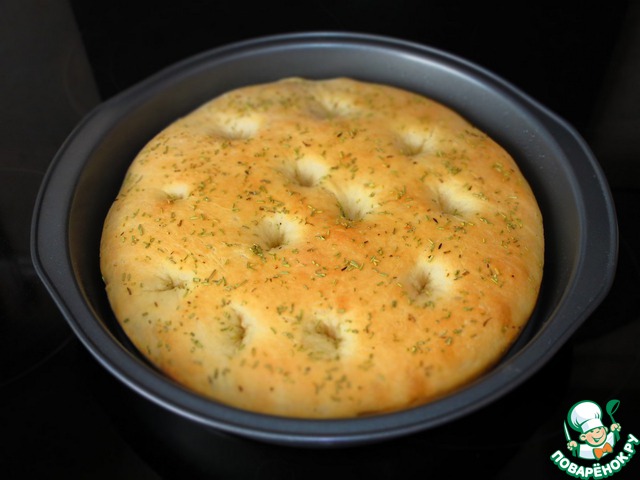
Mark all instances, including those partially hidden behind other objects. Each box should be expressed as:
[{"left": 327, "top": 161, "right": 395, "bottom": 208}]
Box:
[{"left": 100, "top": 77, "right": 544, "bottom": 418}]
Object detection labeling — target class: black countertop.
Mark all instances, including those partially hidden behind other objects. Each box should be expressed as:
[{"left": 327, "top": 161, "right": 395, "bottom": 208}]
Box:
[{"left": 1, "top": 1, "right": 639, "bottom": 478}]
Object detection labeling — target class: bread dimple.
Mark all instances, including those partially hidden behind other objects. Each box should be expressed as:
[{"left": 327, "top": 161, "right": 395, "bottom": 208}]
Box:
[{"left": 100, "top": 77, "right": 544, "bottom": 418}]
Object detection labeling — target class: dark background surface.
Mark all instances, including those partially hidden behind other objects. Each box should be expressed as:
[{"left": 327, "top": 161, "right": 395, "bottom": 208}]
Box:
[{"left": 1, "top": 1, "right": 640, "bottom": 478}]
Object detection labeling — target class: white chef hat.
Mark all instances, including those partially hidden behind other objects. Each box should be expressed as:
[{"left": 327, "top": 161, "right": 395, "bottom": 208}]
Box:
[{"left": 568, "top": 400, "right": 604, "bottom": 433}]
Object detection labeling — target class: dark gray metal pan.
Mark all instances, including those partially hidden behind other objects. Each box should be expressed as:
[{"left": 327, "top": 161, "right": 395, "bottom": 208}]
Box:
[{"left": 31, "top": 31, "right": 617, "bottom": 447}]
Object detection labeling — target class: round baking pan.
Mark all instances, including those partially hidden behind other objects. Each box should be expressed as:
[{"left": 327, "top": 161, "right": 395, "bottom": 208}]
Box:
[{"left": 31, "top": 31, "right": 617, "bottom": 447}]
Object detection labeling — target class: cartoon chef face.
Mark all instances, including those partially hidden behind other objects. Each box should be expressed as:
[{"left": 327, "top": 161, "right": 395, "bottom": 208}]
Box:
[{"left": 581, "top": 425, "right": 609, "bottom": 447}]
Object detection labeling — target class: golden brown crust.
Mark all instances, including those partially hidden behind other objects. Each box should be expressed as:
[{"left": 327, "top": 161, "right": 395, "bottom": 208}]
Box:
[{"left": 100, "top": 78, "right": 544, "bottom": 418}]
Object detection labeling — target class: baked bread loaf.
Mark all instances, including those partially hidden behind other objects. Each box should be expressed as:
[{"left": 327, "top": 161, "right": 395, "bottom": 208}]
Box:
[{"left": 100, "top": 77, "right": 544, "bottom": 418}]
